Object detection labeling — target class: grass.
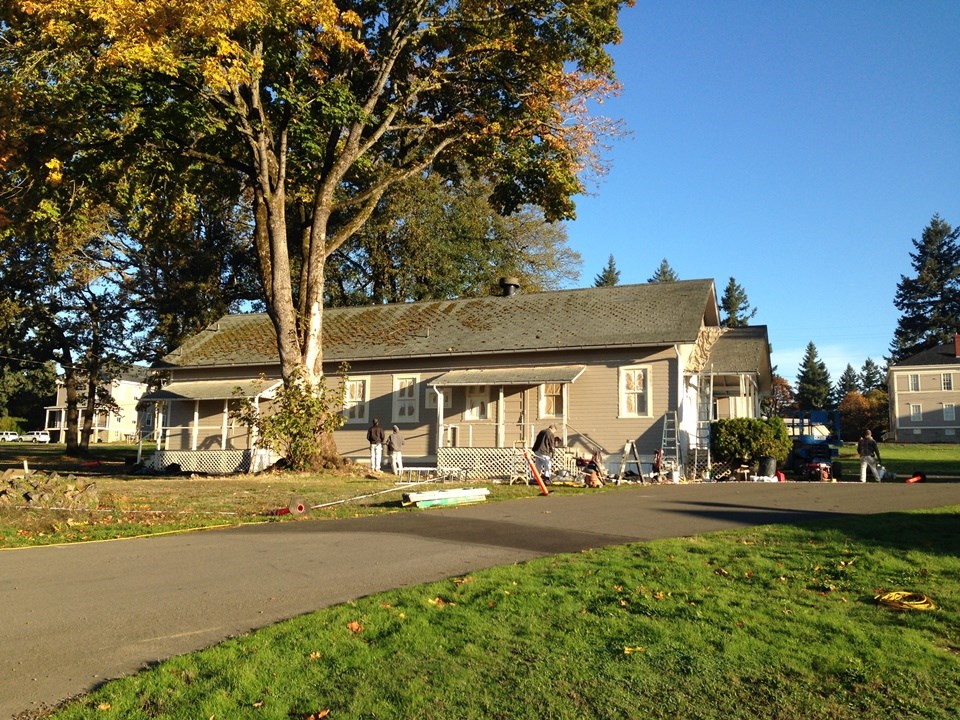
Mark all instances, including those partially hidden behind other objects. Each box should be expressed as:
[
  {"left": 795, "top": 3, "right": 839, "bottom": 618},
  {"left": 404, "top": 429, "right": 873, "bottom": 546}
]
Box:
[
  {"left": 0, "top": 444, "right": 563, "bottom": 548},
  {"left": 2, "top": 441, "right": 960, "bottom": 548},
  {"left": 834, "top": 442, "right": 960, "bottom": 481},
  {"left": 40, "top": 506, "right": 960, "bottom": 720}
]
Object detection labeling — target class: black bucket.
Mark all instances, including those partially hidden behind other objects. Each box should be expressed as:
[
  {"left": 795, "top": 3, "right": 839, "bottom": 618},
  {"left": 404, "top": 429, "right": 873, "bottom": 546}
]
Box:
[{"left": 759, "top": 456, "right": 777, "bottom": 477}]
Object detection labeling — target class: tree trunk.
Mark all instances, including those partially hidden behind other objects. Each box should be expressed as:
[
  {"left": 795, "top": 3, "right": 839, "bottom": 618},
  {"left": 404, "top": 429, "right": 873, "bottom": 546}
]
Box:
[
  {"left": 80, "top": 373, "right": 97, "bottom": 452},
  {"left": 256, "top": 181, "right": 340, "bottom": 470},
  {"left": 61, "top": 350, "right": 82, "bottom": 457}
]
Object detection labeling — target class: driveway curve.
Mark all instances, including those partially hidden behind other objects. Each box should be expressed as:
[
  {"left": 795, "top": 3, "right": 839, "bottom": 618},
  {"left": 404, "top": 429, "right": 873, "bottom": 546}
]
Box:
[{"left": 3, "top": 481, "right": 960, "bottom": 718}]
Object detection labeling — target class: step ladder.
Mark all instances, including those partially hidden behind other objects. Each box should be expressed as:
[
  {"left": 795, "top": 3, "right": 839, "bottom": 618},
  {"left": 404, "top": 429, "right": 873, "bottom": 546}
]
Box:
[
  {"left": 614, "top": 441, "right": 644, "bottom": 484},
  {"left": 660, "top": 411, "right": 681, "bottom": 479}
]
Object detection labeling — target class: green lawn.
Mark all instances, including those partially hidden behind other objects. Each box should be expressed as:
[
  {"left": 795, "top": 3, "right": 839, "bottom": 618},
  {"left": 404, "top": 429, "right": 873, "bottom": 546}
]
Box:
[
  {"left": 43, "top": 506, "right": 960, "bottom": 720},
  {"left": 834, "top": 442, "right": 960, "bottom": 481}
]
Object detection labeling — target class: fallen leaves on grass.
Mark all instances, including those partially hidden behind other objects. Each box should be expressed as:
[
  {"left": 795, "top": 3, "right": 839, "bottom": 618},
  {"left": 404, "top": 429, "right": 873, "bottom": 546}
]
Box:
[{"left": 346, "top": 621, "right": 363, "bottom": 633}]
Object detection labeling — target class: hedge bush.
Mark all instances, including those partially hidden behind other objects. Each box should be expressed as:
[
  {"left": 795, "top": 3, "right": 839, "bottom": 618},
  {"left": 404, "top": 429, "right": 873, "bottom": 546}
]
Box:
[{"left": 710, "top": 417, "right": 792, "bottom": 465}]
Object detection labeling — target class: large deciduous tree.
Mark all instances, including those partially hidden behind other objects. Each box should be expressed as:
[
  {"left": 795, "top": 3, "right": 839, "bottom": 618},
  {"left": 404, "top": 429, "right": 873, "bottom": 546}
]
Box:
[
  {"left": 890, "top": 214, "right": 960, "bottom": 362},
  {"left": 17, "top": 0, "right": 630, "bottom": 466},
  {"left": 325, "top": 173, "right": 581, "bottom": 306},
  {"left": 762, "top": 373, "right": 795, "bottom": 417}
]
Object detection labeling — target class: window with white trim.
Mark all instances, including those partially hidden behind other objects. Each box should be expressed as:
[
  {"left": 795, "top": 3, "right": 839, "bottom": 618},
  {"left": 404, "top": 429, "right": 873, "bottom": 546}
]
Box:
[
  {"left": 540, "top": 383, "right": 563, "bottom": 418},
  {"left": 619, "top": 365, "right": 651, "bottom": 417},
  {"left": 944, "top": 403, "right": 955, "bottom": 422},
  {"left": 342, "top": 377, "right": 369, "bottom": 424},
  {"left": 943, "top": 373, "right": 953, "bottom": 391},
  {"left": 425, "top": 386, "right": 452, "bottom": 410},
  {"left": 392, "top": 375, "right": 420, "bottom": 423},
  {"left": 909, "top": 374, "right": 920, "bottom": 391},
  {"left": 910, "top": 404, "right": 922, "bottom": 422},
  {"left": 464, "top": 386, "right": 489, "bottom": 420}
]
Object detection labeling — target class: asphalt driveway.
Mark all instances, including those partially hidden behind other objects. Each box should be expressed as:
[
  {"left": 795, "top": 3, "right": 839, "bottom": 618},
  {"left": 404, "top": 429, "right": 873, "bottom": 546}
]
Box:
[{"left": 3, "top": 481, "right": 960, "bottom": 718}]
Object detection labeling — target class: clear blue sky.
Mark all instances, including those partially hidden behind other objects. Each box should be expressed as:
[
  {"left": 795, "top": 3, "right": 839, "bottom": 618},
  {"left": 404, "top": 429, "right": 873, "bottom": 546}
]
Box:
[{"left": 562, "top": 0, "right": 960, "bottom": 386}]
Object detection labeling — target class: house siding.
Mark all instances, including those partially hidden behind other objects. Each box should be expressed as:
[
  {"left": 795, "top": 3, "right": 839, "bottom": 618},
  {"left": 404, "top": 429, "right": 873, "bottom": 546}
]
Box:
[
  {"left": 152, "top": 346, "right": 681, "bottom": 464},
  {"left": 889, "top": 366, "right": 960, "bottom": 442}
]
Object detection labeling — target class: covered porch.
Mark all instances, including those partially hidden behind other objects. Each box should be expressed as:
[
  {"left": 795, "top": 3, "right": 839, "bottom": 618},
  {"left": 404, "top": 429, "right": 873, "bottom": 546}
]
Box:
[{"left": 139, "top": 378, "right": 282, "bottom": 473}]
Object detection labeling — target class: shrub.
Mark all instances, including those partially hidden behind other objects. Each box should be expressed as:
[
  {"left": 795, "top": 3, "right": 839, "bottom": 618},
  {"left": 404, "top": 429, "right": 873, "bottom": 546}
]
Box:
[{"left": 711, "top": 417, "right": 791, "bottom": 465}]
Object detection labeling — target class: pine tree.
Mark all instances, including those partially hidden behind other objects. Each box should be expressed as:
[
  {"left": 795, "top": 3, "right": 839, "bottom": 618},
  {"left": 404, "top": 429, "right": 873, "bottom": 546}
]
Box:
[
  {"left": 593, "top": 254, "right": 621, "bottom": 287},
  {"left": 795, "top": 341, "right": 832, "bottom": 410},
  {"left": 648, "top": 258, "right": 678, "bottom": 283},
  {"left": 859, "top": 358, "right": 886, "bottom": 392},
  {"left": 890, "top": 214, "right": 960, "bottom": 362},
  {"left": 833, "top": 364, "right": 860, "bottom": 406},
  {"left": 719, "top": 276, "right": 757, "bottom": 327}
]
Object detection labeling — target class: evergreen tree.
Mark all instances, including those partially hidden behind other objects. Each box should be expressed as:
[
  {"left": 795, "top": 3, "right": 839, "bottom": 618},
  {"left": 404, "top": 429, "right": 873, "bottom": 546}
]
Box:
[
  {"left": 795, "top": 341, "right": 832, "bottom": 410},
  {"left": 648, "top": 258, "right": 678, "bottom": 283},
  {"left": 833, "top": 364, "right": 860, "bottom": 406},
  {"left": 594, "top": 255, "right": 621, "bottom": 287},
  {"left": 859, "top": 358, "right": 886, "bottom": 392},
  {"left": 890, "top": 214, "right": 960, "bottom": 362},
  {"left": 719, "top": 276, "right": 757, "bottom": 327}
]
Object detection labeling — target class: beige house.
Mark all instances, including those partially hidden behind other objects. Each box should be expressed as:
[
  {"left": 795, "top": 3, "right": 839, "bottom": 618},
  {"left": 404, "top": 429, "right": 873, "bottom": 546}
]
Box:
[
  {"left": 142, "top": 280, "right": 773, "bottom": 477},
  {"left": 887, "top": 337, "right": 960, "bottom": 442},
  {"left": 44, "top": 368, "right": 153, "bottom": 443}
]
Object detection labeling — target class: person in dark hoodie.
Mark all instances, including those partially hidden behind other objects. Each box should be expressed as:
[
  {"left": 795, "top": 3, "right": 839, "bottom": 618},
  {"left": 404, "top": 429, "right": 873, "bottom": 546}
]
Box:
[{"left": 366, "top": 418, "right": 385, "bottom": 472}]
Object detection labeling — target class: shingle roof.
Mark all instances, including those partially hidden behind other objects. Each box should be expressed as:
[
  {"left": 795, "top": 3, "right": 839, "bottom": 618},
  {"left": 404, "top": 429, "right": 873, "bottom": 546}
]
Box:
[
  {"left": 706, "top": 326, "right": 772, "bottom": 392},
  {"left": 158, "top": 279, "right": 718, "bottom": 368},
  {"left": 892, "top": 340, "right": 960, "bottom": 367}
]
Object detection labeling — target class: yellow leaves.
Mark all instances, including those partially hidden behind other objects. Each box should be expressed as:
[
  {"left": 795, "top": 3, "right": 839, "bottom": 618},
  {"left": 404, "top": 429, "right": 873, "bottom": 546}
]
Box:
[
  {"left": 24, "top": 0, "right": 366, "bottom": 87},
  {"left": 45, "top": 158, "right": 63, "bottom": 186},
  {"left": 623, "top": 645, "right": 644, "bottom": 655},
  {"left": 96, "top": 702, "right": 111, "bottom": 711},
  {"left": 346, "top": 620, "right": 362, "bottom": 633}
]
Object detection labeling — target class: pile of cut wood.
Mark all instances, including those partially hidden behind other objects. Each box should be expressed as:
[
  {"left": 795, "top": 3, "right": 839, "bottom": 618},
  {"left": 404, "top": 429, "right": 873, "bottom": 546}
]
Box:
[
  {"left": 401, "top": 487, "right": 489, "bottom": 508},
  {"left": 0, "top": 469, "right": 99, "bottom": 510}
]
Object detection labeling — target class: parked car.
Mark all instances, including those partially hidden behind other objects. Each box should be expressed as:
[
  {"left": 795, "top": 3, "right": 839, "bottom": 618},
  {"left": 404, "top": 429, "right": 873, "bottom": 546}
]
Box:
[
  {"left": 0, "top": 431, "right": 19, "bottom": 442},
  {"left": 19, "top": 430, "right": 51, "bottom": 443}
]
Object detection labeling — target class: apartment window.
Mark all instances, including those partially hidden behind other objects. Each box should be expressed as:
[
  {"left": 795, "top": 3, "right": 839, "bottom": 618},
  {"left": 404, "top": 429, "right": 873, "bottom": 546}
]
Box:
[
  {"left": 944, "top": 403, "right": 955, "bottom": 422},
  {"left": 910, "top": 404, "right": 922, "bottom": 422},
  {"left": 619, "top": 365, "right": 651, "bottom": 417},
  {"left": 943, "top": 373, "right": 953, "bottom": 391},
  {"left": 425, "top": 386, "right": 452, "bottom": 410},
  {"left": 541, "top": 383, "right": 564, "bottom": 418},
  {"left": 464, "top": 386, "right": 489, "bottom": 420},
  {"left": 393, "top": 375, "right": 420, "bottom": 423},
  {"left": 343, "top": 377, "right": 369, "bottom": 424},
  {"left": 909, "top": 374, "right": 920, "bottom": 391}
]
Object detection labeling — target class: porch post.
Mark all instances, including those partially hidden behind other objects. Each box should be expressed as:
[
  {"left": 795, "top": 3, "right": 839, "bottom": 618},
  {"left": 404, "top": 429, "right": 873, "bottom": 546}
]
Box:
[
  {"left": 433, "top": 387, "right": 445, "bottom": 451},
  {"left": 497, "top": 385, "right": 505, "bottom": 448},
  {"left": 191, "top": 400, "right": 199, "bottom": 451},
  {"left": 561, "top": 383, "right": 569, "bottom": 445},
  {"left": 221, "top": 399, "right": 229, "bottom": 450}
]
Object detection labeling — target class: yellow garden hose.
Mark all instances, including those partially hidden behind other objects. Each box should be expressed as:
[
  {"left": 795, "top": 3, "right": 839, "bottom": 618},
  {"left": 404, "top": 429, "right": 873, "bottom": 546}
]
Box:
[{"left": 874, "top": 591, "right": 937, "bottom": 611}]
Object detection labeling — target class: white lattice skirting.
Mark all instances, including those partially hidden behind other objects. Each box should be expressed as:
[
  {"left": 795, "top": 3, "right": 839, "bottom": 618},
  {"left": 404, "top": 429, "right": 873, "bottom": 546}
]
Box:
[
  {"left": 436, "top": 447, "right": 576, "bottom": 481},
  {"left": 146, "top": 449, "right": 278, "bottom": 474}
]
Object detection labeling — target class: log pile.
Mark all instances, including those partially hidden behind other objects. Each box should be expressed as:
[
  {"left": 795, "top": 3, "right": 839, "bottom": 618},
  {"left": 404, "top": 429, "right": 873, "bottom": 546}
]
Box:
[{"left": 0, "top": 469, "right": 99, "bottom": 510}]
